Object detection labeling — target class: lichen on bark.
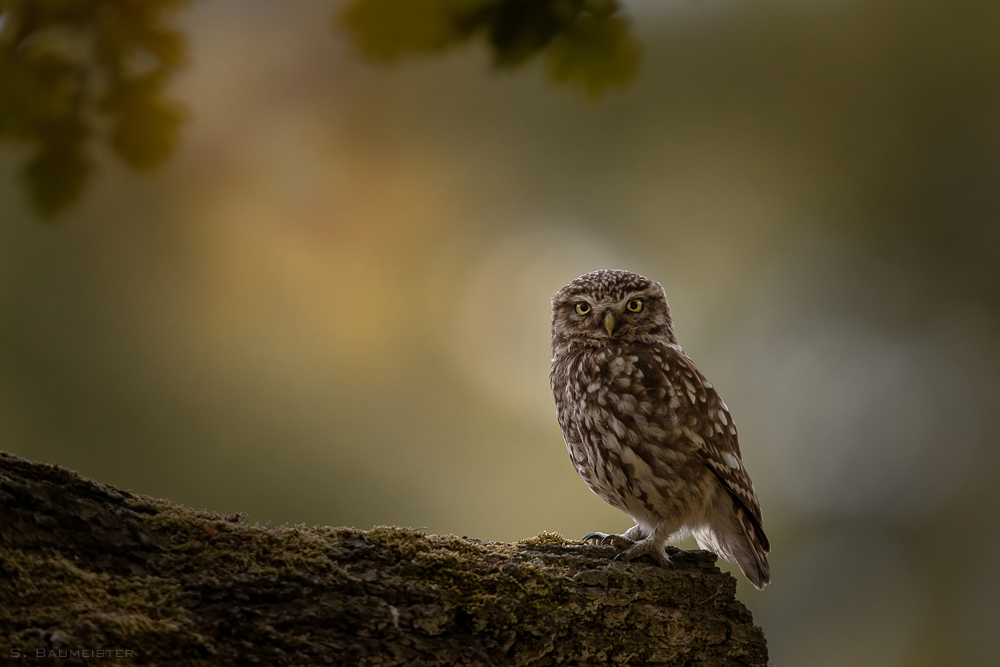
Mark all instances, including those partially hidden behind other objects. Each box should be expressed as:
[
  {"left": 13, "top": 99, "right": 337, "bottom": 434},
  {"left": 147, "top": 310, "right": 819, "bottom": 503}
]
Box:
[{"left": 0, "top": 451, "right": 767, "bottom": 665}]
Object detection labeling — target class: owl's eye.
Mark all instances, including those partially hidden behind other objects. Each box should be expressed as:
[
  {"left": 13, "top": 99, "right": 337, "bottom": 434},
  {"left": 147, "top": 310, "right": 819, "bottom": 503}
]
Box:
[
  {"left": 626, "top": 299, "right": 643, "bottom": 312},
  {"left": 575, "top": 303, "right": 592, "bottom": 315}
]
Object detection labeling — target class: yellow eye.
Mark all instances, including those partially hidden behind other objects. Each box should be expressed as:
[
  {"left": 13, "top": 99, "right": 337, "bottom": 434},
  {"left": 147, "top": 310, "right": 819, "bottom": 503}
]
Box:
[
  {"left": 626, "top": 299, "right": 643, "bottom": 312},
  {"left": 575, "top": 303, "right": 591, "bottom": 315}
]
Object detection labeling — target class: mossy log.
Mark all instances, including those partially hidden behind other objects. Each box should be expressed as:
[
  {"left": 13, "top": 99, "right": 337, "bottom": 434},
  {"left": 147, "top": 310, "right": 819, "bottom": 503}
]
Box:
[{"left": 0, "top": 452, "right": 768, "bottom": 666}]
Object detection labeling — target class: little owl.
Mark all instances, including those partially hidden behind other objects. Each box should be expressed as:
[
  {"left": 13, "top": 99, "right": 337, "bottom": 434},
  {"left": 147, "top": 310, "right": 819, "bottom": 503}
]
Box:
[{"left": 550, "top": 269, "right": 770, "bottom": 589}]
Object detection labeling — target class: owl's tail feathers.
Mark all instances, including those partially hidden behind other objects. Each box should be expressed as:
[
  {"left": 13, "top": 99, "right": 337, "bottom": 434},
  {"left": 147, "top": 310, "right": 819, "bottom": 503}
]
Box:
[
  {"left": 729, "top": 506, "right": 771, "bottom": 590},
  {"left": 697, "top": 494, "right": 771, "bottom": 589}
]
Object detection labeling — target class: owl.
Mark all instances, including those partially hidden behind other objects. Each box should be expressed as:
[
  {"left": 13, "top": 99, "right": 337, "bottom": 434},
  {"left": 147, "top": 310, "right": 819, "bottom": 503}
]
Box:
[{"left": 550, "top": 269, "right": 770, "bottom": 589}]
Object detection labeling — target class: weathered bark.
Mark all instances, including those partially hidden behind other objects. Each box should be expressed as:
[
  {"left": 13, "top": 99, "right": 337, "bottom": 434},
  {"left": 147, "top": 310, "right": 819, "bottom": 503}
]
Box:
[{"left": 0, "top": 451, "right": 768, "bottom": 666}]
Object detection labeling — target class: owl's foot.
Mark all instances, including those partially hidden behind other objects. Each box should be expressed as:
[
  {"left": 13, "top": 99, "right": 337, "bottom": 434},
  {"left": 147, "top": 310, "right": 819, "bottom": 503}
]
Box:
[
  {"left": 581, "top": 532, "right": 635, "bottom": 550},
  {"left": 611, "top": 538, "right": 674, "bottom": 569}
]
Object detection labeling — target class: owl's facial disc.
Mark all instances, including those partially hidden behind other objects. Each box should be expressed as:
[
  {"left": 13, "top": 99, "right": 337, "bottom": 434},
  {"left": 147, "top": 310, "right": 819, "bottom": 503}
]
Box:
[{"left": 551, "top": 271, "right": 678, "bottom": 348}]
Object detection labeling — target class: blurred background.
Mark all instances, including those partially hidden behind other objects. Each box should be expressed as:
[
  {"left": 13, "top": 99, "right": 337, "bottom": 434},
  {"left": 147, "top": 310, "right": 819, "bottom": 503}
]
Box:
[{"left": 2, "top": 0, "right": 999, "bottom": 664}]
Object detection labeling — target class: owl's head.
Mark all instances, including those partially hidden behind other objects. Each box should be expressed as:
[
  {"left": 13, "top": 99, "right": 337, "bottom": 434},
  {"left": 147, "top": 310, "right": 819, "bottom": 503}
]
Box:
[{"left": 551, "top": 269, "right": 677, "bottom": 348}]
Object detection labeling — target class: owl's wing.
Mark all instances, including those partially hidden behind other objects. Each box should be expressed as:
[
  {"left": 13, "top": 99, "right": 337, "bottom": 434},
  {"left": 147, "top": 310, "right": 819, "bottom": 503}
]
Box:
[{"left": 657, "top": 346, "right": 769, "bottom": 550}]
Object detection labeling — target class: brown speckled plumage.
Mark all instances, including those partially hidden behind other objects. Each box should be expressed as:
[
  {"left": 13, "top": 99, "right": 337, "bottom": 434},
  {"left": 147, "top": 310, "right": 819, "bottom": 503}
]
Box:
[{"left": 550, "top": 269, "right": 770, "bottom": 589}]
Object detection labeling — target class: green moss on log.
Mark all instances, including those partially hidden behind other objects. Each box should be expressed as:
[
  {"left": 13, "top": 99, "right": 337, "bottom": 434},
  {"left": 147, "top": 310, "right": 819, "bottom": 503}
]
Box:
[{"left": 0, "top": 451, "right": 768, "bottom": 665}]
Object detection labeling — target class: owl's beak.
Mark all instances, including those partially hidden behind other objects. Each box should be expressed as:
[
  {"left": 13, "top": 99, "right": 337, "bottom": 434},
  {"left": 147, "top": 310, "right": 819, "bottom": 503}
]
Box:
[{"left": 603, "top": 312, "right": 617, "bottom": 337}]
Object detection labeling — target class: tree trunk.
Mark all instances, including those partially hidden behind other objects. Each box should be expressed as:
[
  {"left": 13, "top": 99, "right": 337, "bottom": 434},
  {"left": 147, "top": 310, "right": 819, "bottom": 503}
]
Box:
[{"left": 0, "top": 451, "right": 768, "bottom": 666}]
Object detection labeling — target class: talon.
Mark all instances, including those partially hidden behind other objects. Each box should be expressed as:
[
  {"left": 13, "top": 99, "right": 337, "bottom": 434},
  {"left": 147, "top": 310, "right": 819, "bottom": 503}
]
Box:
[
  {"left": 583, "top": 532, "right": 637, "bottom": 551},
  {"left": 611, "top": 545, "right": 642, "bottom": 562},
  {"left": 612, "top": 540, "right": 674, "bottom": 568}
]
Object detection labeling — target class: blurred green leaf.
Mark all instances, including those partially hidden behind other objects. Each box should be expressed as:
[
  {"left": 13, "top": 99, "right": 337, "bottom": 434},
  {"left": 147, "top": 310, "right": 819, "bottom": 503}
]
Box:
[
  {"left": 23, "top": 115, "right": 91, "bottom": 216},
  {"left": 0, "top": 0, "right": 190, "bottom": 218},
  {"left": 338, "top": 0, "right": 485, "bottom": 60},
  {"left": 103, "top": 72, "right": 187, "bottom": 170},
  {"left": 547, "top": 12, "right": 638, "bottom": 96},
  {"left": 338, "top": 0, "right": 640, "bottom": 96}
]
